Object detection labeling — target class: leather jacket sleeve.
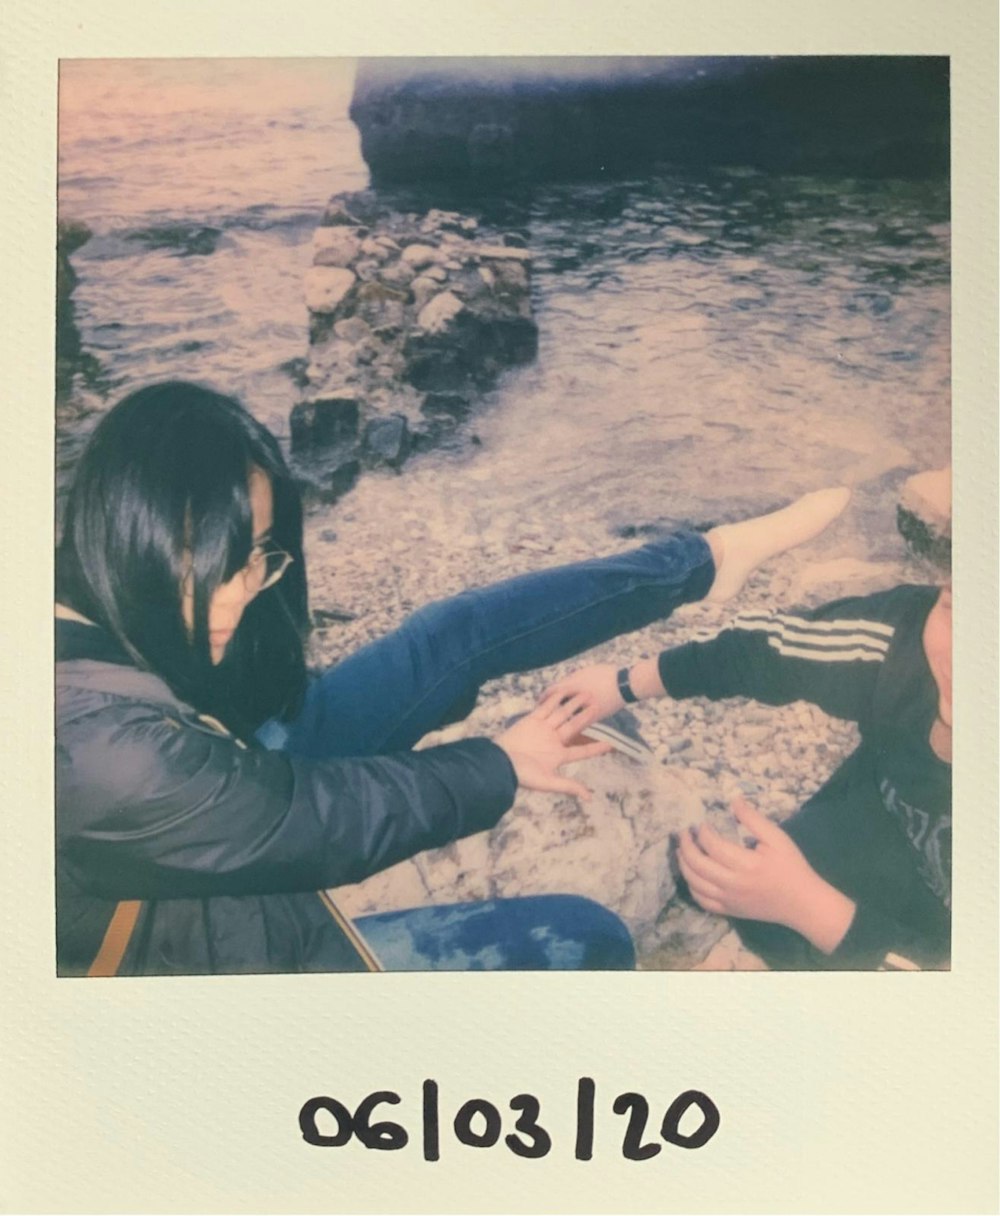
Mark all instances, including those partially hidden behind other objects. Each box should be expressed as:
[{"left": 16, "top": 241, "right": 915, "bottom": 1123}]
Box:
[{"left": 57, "top": 701, "right": 517, "bottom": 901}]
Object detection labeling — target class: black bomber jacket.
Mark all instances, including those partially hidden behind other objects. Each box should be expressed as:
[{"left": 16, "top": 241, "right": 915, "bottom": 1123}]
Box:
[{"left": 56, "top": 618, "right": 517, "bottom": 976}]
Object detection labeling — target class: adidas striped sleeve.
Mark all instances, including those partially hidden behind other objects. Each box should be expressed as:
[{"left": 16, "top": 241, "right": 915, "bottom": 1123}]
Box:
[{"left": 658, "top": 590, "right": 908, "bottom": 722}]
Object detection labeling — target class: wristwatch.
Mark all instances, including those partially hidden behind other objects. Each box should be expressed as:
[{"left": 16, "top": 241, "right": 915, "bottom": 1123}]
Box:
[{"left": 616, "top": 666, "right": 638, "bottom": 704}]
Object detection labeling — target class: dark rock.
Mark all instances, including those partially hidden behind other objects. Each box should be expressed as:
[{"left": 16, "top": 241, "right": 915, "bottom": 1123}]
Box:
[
  {"left": 312, "top": 606, "right": 358, "bottom": 624},
  {"left": 308, "top": 313, "right": 337, "bottom": 345},
  {"left": 350, "top": 56, "right": 949, "bottom": 187},
  {"left": 363, "top": 414, "right": 411, "bottom": 468},
  {"left": 299, "top": 189, "right": 538, "bottom": 488},
  {"left": 128, "top": 224, "right": 222, "bottom": 256},
  {"left": 404, "top": 306, "right": 537, "bottom": 393},
  {"left": 58, "top": 220, "right": 92, "bottom": 257},
  {"left": 296, "top": 454, "right": 362, "bottom": 505},
  {"left": 56, "top": 220, "right": 94, "bottom": 399},
  {"left": 897, "top": 467, "right": 951, "bottom": 569},
  {"left": 290, "top": 397, "right": 360, "bottom": 454},
  {"left": 897, "top": 508, "right": 952, "bottom": 569},
  {"left": 278, "top": 356, "right": 310, "bottom": 388},
  {"left": 327, "top": 458, "right": 361, "bottom": 500},
  {"left": 491, "top": 314, "right": 538, "bottom": 364},
  {"left": 354, "top": 280, "right": 409, "bottom": 325},
  {"left": 404, "top": 335, "right": 476, "bottom": 394}
]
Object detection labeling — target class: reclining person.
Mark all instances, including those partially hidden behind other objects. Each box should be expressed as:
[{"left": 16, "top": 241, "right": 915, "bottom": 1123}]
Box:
[{"left": 546, "top": 542, "right": 952, "bottom": 970}]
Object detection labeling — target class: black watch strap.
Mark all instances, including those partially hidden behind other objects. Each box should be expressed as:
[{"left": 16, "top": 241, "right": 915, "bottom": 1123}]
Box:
[{"left": 617, "top": 666, "right": 638, "bottom": 704}]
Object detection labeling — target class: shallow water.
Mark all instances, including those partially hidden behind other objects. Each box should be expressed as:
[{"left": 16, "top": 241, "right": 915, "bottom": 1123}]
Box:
[{"left": 57, "top": 60, "right": 950, "bottom": 558}]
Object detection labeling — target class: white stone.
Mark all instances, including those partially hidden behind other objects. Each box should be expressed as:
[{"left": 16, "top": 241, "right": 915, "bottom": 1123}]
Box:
[
  {"left": 899, "top": 465, "right": 951, "bottom": 531},
  {"left": 312, "top": 227, "right": 361, "bottom": 267},
  {"left": 333, "top": 316, "right": 373, "bottom": 344},
  {"left": 476, "top": 244, "right": 532, "bottom": 262},
  {"left": 417, "top": 290, "right": 465, "bottom": 334},
  {"left": 360, "top": 237, "right": 389, "bottom": 259},
  {"left": 304, "top": 267, "right": 356, "bottom": 314},
  {"left": 420, "top": 209, "right": 461, "bottom": 232},
  {"left": 329, "top": 745, "right": 701, "bottom": 952},
  {"left": 401, "top": 243, "right": 439, "bottom": 269},
  {"left": 411, "top": 275, "right": 442, "bottom": 311},
  {"left": 478, "top": 266, "right": 495, "bottom": 288}
]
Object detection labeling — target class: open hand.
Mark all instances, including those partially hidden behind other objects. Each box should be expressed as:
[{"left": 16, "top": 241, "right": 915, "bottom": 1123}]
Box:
[
  {"left": 677, "top": 797, "right": 827, "bottom": 930},
  {"left": 495, "top": 694, "right": 613, "bottom": 801},
  {"left": 540, "top": 664, "right": 623, "bottom": 727}
]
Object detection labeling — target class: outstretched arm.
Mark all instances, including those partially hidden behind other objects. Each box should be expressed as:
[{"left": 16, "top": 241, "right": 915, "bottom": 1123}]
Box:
[{"left": 545, "top": 587, "right": 922, "bottom": 728}]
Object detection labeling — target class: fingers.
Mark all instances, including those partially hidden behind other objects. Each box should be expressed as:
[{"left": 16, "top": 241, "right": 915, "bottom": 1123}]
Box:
[
  {"left": 563, "top": 739, "right": 613, "bottom": 762},
  {"left": 731, "top": 797, "right": 781, "bottom": 842},
  {"left": 677, "top": 828, "right": 732, "bottom": 889},
  {"left": 535, "top": 690, "right": 586, "bottom": 724},
  {"left": 540, "top": 693, "right": 599, "bottom": 739},
  {"left": 558, "top": 702, "right": 602, "bottom": 742},
  {"left": 676, "top": 846, "right": 726, "bottom": 912},
  {"left": 538, "top": 774, "right": 594, "bottom": 802},
  {"left": 696, "top": 823, "right": 754, "bottom": 870},
  {"left": 537, "top": 682, "right": 568, "bottom": 706}
]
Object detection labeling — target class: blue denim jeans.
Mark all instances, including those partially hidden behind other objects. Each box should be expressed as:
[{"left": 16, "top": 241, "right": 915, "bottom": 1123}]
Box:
[{"left": 257, "top": 529, "right": 714, "bottom": 970}]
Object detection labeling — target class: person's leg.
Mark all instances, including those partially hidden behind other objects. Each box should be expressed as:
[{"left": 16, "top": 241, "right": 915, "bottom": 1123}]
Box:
[
  {"left": 353, "top": 894, "right": 637, "bottom": 971},
  {"left": 260, "top": 486, "right": 851, "bottom": 759},
  {"left": 263, "top": 529, "right": 715, "bottom": 757}
]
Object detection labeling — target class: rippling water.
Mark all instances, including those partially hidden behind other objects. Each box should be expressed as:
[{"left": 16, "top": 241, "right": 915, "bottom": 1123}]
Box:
[
  {"left": 58, "top": 59, "right": 365, "bottom": 454},
  {"left": 57, "top": 60, "right": 950, "bottom": 554}
]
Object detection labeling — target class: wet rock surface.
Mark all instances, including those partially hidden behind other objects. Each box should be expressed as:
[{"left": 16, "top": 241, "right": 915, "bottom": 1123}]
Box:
[{"left": 292, "top": 190, "right": 537, "bottom": 498}]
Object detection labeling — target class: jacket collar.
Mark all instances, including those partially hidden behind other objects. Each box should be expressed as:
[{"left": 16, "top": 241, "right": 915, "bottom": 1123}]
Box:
[{"left": 55, "top": 614, "right": 134, "bottom": 666}]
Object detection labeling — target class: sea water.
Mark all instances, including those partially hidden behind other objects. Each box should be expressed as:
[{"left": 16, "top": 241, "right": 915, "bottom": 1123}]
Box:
[{"left": 57, "top": 59, "right": 950, "bottom": 546}]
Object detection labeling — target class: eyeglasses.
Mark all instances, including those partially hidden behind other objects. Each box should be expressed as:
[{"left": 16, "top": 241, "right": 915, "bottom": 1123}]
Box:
[
  {"left": 240, "top": 546, "right": 293, "bottom": 594},
  {"left": 181, "top": 545, "right": 293, "bottom": 602}
]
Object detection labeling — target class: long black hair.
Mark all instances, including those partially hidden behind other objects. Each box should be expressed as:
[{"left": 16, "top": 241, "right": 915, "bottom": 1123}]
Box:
[{"left": 56, "top": 381, "right": 310, "bottom": 734}]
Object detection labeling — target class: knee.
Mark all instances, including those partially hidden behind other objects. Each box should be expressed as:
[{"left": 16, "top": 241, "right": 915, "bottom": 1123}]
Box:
[
  {"left": 538, "top": 895, "right": 636, "bottom": 971},
  {"left": 408, "top": 592, "right": 482, "bottom": 666}
]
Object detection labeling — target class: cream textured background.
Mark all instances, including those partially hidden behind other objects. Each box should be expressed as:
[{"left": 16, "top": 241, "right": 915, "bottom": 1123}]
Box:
[{"left": 1, "top": 2, "right": 997, "bottom": 1212}]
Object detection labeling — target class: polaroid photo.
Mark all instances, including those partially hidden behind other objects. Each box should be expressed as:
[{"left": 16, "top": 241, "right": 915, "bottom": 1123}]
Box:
[{"left": 3, "top": 3, "right": 997, "bottom": 1213}]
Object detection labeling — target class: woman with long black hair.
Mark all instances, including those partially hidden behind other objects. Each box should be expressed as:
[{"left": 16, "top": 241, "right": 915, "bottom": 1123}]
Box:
[{"left": 56, "top": 381, "right": 849, "bottom": 975}]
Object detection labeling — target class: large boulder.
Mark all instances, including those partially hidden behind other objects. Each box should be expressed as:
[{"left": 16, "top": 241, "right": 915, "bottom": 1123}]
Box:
[
  {"left": 328, "top": 709, "right": 732, "bottom": 964},
  {"left": 349, "top": 56, "right": 949, "bottom": 187},
  {"left": 289, "top": 396, "right": 360, "bottom": 453}
]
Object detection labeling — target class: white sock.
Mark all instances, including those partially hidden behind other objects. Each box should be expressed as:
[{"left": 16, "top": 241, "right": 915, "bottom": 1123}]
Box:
[{"left": 706, "top": 487, "right": 851, "bottom": 603}]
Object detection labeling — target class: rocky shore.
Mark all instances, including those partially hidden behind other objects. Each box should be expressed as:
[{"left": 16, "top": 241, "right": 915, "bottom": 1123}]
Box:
[
  {"left": 291, "top": 190, "right": 537, "bottom": 499},
  {"left": 305, "top": 463, "right": 945, "bottom": 970}
]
